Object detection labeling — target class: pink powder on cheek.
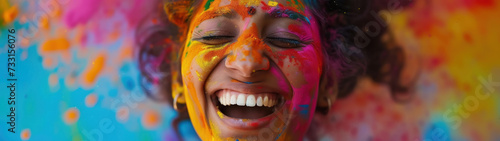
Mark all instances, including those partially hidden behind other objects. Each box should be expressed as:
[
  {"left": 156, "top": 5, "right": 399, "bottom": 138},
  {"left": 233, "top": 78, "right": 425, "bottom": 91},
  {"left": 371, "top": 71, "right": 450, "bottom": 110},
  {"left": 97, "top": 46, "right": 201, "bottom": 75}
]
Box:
[
  {"left": 270, "top": 67, "right": 292, "bottom": 96},
  {"left": 289, "top": 80, "right": 320, "bottom": 133},
  {"left": 269, "top": 47, "right": 322, "bottom": 134}
]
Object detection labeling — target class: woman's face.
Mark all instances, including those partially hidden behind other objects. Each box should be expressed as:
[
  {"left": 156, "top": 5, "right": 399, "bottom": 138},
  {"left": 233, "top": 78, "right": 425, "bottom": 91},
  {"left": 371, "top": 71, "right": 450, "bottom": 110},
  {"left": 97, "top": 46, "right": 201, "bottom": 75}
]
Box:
[{"left": 180, "top": 0, "right": 323, "bottom": 140}]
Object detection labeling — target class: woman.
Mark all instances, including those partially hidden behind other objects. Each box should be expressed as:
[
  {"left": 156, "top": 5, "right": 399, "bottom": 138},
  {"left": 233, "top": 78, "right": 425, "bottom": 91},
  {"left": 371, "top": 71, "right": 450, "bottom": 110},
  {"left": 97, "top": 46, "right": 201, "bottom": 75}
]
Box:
[{"left": 137, "top": 0, "right": 412, "bottom": 140}]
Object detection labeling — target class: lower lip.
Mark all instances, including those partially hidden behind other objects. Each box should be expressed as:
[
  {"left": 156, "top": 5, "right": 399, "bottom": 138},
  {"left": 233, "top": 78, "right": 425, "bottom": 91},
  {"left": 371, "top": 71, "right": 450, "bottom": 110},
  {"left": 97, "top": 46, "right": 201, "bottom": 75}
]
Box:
[
  {"left": 216, "top": 110, "right": 275, "bottom": 129},
  {"left": 211, "top": 100, "right": 284, "bottom": 129}
]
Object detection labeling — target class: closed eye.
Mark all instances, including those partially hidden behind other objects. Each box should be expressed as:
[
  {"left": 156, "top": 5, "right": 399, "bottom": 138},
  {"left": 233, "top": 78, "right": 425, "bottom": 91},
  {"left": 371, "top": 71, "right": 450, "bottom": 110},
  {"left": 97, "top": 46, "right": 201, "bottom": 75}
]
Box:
[
  {"left": 265, "top": 37, "right": 305, "bottom": 48},
  {"left": 195, "top": 35, "right": 234, "bottom": 45}
]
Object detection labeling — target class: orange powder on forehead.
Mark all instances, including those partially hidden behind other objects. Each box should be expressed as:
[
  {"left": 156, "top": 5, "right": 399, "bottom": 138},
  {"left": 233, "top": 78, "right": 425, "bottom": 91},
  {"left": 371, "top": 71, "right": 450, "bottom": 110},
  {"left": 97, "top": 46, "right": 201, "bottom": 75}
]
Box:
[{"left": 191, "top": 0, "right": 256, "bottom": 29}]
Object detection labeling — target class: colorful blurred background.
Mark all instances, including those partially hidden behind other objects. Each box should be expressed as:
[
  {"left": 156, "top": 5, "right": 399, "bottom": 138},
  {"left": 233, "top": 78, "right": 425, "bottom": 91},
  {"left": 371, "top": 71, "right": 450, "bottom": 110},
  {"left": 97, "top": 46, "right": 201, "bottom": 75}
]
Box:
[{"left": 1, "top": 0, "right": 499, "bottom": 140}]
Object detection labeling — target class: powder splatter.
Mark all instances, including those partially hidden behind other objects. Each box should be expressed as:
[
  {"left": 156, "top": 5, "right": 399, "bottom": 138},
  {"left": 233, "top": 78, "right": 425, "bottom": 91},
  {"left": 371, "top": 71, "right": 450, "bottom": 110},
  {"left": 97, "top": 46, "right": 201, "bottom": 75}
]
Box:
[
  {"left": 20, "top": 129, "right": 30, "bottom": 140},
  {"left": 141, "top": 110, "right": 161, "bottom": 129},
  {"left": 81, "top": 54, "right": 106, "bottom": 87},
  {"left": 40, "top": 38, "right": 70, "bottom": 52},
  {"left": 2, "top": 5, "right": 18, "bottom": 24},
  {"left": 63, "top": 108, "right": 80, "bottom": 125},
  {"left": 85, "top": 93, "right": 98, "bottom": 107},
  {"left": 116, "top": 106, "right": 130, "bottom": 123}
]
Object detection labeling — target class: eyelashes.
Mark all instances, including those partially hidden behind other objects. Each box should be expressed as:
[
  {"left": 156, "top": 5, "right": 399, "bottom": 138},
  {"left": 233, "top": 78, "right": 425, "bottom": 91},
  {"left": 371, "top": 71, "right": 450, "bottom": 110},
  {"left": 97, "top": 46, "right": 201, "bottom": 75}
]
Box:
[
  {"left": 193, "top": 35, "right": 307, "bottom": 48},
  {"left": 196, "top": 35, "right": 234, "bottom": 45},
  {"left": 264, "top": 37, "right": 304, "bottom": 48}
]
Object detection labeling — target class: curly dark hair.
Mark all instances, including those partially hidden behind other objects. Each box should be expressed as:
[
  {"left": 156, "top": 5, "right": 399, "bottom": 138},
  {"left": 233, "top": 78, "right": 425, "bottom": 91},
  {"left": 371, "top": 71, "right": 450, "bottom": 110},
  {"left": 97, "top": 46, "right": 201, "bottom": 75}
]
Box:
[{"left": 135, "top": 0, "right": 415, "bottom": 139}]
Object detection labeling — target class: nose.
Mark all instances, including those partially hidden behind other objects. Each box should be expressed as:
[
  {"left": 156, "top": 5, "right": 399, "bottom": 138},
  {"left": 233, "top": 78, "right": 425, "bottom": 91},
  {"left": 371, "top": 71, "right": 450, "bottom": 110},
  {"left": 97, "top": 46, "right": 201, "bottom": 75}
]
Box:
[{"left": 225, "top": 40, "right": 270, "bottom": 78}]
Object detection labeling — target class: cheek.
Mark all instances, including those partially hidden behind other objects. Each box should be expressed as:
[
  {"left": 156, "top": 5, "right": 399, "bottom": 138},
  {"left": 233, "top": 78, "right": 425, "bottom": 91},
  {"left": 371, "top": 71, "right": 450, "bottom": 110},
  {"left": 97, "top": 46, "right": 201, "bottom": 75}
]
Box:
[
  {"left": 271, "top": 45, "right": 323, "bottom": 117},
  {"left": 180, "top": 41, "right": 230, "bottom": 138},
  {"left": 271, "top": 45, "right": 322, "bottom": 88},
  {"left": 182, "top": 41, "right": 226, "bottom": 77}
]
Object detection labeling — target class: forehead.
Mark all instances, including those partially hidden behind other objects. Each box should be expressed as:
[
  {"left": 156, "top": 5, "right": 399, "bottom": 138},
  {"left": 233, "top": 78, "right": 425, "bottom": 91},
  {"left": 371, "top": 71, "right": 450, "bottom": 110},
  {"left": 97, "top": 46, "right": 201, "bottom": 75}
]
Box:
[
  {"left": 192, "top": 0, "right": 312, "bottom": 25},
  {"left": 215, "top": 0, "right": 307, "bottom": 8},
  {"left": 202, "top": 0, "right": 310, "bottom": 14}
]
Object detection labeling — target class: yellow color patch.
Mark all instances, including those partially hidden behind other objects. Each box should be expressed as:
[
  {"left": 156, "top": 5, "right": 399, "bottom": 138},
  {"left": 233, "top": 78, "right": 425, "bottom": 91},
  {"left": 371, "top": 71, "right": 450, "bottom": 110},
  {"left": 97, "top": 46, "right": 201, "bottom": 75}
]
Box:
[{"left": 268, "top": 1, "right": 278, "bottom": 7}]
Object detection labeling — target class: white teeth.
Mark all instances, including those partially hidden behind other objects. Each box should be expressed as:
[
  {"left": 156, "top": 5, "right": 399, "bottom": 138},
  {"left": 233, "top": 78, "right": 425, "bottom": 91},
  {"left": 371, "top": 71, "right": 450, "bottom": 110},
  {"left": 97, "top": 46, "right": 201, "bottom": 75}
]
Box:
[
  {"left": 230, "top": 95, "right": 236, "bottom": 104},
  {"left": 217, "top": 90, "right": 280, "bottom": 107},
  {"left": 256, "top": 96, "right": 263, "bottom": 106},
  {"left": 246, "top": 95, "right": 256, "bottom": 107},
  {"left": 219, "top": 96, "right": 224, "bottom": 105},
  {"left": 225, "top": 93, "right": 230, "bottom": 105},
  {"left": 263, "top": 96, "right": 269, "bottom": 107},
  {"left": 237, "top": 94, "right": 246, "bottom": 106}
]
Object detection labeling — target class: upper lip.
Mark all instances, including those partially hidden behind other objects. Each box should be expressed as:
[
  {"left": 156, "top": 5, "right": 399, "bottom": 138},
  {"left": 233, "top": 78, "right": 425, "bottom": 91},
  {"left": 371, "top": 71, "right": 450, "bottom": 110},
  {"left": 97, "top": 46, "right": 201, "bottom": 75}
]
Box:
[{"left": 206, "top": 82, "right": 291, "bottom": 99}]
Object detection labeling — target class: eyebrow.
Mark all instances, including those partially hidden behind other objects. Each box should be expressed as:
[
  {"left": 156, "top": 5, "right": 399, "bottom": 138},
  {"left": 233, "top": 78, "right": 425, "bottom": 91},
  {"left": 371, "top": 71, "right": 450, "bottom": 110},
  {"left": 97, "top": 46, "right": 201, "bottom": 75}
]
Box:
[
  {"left": 266, "top": 7, "right": 311, "bottom": 24},
  {"left": 203, "top": 7, "right": 238, "bottom": 19},
  {"left": 191, "top": 7, "right": 237, "bottom": 27}
]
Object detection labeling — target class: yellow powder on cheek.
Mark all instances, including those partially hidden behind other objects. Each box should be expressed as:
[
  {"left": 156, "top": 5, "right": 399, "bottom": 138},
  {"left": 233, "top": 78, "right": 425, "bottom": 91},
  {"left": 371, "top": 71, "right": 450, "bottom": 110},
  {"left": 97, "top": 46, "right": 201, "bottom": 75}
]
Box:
[{"left": 183, "top": 82, "right": 213, "bottom": 139}]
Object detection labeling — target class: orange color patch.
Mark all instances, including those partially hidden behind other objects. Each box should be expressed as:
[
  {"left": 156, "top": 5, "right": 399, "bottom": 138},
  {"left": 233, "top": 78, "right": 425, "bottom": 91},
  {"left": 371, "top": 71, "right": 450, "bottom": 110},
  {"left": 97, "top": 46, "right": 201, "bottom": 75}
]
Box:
[
  {"left": 20, "top": 129, "right": 30, "bottom": 140},
  {"left": 40, "top": 38, "right": 70, "bottom": 52},
  {"left": 39, "top": 16, "right": 50, "bottom": 29},
  {"left": 82, "top": 54, "right": 106, "bottom": 86},
  {"left": 3, "top": 5, "right": 18, "bottom": 24},
  {"left": 63, "top": 108, "right": 80, "bottom": 125},
  {"left": 85, "top": 93, "right": 98, "bottom": 107},
  {"left": 141, "top": 110, "right": 161, "bottom": 129}
]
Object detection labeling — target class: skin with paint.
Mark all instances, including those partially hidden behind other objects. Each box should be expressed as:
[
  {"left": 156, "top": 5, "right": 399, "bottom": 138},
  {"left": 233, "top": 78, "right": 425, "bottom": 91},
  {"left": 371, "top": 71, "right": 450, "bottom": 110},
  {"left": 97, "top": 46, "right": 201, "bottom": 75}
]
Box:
[{"left": 179, "top": 0, "right": 329, "bottom": 140}]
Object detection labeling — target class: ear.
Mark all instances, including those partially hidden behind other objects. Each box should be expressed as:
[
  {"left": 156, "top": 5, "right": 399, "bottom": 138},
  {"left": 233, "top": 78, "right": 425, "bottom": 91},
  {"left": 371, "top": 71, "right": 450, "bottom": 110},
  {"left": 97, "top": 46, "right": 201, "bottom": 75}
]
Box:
[
  {"left": 171, "top": 41, "right": 185, "bottom": 105},
  {"left": 171, "top": 64, "right": 187, "bottom": 112},
  {"left": 316, "top": 68, "right": 338, "bottom": 115}
]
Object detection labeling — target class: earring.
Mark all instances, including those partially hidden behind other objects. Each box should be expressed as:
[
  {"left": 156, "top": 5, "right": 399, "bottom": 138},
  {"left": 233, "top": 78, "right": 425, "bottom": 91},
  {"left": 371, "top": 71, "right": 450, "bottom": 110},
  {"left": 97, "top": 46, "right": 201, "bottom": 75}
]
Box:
[
  {"left": 317, "top": 97, "right": 331, "bottom": 115},
  {"left": 173, "top": 92, "right": 186, "bottom": 111},
  {"left": 325, "top": 97, "right": 331, "bottom": 113}
]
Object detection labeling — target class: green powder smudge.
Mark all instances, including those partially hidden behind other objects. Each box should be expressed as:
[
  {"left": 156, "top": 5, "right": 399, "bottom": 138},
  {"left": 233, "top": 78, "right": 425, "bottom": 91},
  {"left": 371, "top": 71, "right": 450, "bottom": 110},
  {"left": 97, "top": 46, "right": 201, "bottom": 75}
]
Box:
[{"left": 204, "top": 0, "right": 215, "bottom": 10}]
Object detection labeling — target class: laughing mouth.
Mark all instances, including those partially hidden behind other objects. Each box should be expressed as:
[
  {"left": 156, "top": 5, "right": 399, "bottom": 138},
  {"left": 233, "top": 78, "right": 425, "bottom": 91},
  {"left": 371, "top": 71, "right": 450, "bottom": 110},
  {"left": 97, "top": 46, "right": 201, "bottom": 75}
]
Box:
[{"left": 212, "top": 89, "right": 284, "bottom": 119}]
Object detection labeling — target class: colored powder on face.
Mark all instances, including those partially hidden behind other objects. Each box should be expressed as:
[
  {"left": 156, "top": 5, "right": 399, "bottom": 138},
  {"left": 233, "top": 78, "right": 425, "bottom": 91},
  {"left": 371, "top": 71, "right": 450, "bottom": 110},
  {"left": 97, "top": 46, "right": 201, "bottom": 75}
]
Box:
[
  {"left": 225, "top": 23, "right": 270, "bottom": 65},
  {"left": 216, "top": 110, "right": 225, "bottom": 118},
  {"left": 261, "top": 1, "right": 271, "bottom": 10},
  {"left": 239, "top": 0, "right": 261, "bottom": 7},
  {"left": 260, "top": 1, "right": 309, "bottom": 24},
  {"left": 192, "top": 0, "right": 255, "bottom": 29},
  {"left": 204, "top": 0, "right": 215, "bottom": 10},
  {"left": 268, "top": 1, "right": 278, "bottom": 7},
  {"left": 182, "top": 1, "right": 322, "bottom": 139},
  {"left": 287, "top": 24, "right": 308, "bottom": 39}
]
